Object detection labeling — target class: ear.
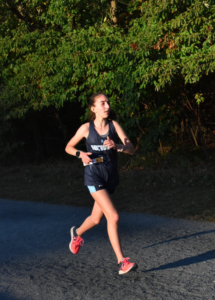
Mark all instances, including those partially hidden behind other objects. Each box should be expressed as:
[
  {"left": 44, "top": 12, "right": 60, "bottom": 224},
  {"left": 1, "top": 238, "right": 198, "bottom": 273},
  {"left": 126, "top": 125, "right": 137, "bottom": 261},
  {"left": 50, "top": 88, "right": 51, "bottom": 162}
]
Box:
[{"left": 91, "top": 106, "right": 95, "bottom": 113}]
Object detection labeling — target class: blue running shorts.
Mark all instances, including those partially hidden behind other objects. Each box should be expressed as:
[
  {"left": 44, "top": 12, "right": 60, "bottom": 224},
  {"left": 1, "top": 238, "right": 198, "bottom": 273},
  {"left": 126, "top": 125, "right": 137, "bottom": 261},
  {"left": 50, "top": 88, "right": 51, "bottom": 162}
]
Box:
[{"left": 87, "top": 183, "right": 116, "bottom": 195}]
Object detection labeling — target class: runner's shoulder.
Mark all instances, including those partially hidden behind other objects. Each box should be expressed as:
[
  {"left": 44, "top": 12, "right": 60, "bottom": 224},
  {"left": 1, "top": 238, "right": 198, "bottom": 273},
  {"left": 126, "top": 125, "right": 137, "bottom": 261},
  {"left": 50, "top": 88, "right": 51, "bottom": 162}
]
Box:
[
  {"left": 112, "top": 120, "right": 121, "bottom": 130},
  {"left": 79, "top": 122, "right": 90, "bottom": 130},
  {"left": 78, "top": 122, "right": 90, "bottom": 139}
]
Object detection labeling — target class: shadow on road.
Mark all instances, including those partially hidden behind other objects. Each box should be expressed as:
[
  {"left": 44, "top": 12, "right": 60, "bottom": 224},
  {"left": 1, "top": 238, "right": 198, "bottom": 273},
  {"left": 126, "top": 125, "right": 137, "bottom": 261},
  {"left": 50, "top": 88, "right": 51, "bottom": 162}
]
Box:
[
  {"left": 0, "top": 292, "right": 25, "bottom": 300},
  {"left": 145, "top": 249, "right": 215, "bottom": 272},
  {"left": 141, "top": 229, "right": 215, "bottom": 249}
]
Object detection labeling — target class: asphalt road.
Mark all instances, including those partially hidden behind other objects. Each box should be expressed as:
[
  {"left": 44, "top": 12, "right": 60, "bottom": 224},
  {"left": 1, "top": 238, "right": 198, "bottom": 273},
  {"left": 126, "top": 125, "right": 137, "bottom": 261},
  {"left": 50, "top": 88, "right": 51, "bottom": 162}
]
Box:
[{"left": 1, "top": 198, "right": 215, "bottom": 300}]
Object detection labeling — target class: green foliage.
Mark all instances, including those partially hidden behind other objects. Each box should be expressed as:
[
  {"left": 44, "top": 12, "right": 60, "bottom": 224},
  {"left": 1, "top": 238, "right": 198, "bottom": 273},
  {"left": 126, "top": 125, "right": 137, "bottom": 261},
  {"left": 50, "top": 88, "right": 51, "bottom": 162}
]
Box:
[
  {"left": 195, "top": 93, "right": 204, "bottom": 105},
  {"left": 0, "top": 0, "right": 215, "bottom": 155}
]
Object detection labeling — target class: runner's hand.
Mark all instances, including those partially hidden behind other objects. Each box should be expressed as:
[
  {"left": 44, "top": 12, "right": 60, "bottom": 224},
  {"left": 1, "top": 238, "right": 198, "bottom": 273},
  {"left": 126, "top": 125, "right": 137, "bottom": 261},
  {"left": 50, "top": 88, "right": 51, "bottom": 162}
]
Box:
[
  {"left": 103, "top": 136, "right": 115, "bottom": 149},
  {"left": 79, "top": 152, "right": 92, "bottom": 164}
]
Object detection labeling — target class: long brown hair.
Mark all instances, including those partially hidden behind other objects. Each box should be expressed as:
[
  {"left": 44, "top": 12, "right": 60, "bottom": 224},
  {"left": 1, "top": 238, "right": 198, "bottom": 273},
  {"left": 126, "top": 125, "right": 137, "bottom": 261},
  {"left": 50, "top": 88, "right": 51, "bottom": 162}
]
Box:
[{"left": 88, "top": 93, "right": 116, "bottom": 121}]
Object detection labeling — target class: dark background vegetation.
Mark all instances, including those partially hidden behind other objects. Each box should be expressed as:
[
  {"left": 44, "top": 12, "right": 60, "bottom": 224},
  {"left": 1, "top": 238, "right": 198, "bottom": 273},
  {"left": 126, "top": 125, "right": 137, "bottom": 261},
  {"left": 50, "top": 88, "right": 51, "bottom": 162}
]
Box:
[{"left": 0, "top": 0, "right": 215, "bottom": 164}]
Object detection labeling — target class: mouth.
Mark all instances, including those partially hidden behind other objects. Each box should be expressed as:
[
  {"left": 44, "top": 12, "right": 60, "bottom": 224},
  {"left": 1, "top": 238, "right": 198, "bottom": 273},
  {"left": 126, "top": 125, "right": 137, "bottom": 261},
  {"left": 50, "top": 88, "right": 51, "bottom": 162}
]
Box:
[{"left": 105, "top": 111, "right": 110, "bottom": 114}]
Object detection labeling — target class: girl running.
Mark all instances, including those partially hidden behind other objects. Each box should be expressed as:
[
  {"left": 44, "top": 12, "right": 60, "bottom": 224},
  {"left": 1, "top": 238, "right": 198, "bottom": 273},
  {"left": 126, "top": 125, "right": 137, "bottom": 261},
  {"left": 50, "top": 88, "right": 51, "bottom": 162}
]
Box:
[{"left": 65, "top": 93, "right": 137, "bottom": 275}]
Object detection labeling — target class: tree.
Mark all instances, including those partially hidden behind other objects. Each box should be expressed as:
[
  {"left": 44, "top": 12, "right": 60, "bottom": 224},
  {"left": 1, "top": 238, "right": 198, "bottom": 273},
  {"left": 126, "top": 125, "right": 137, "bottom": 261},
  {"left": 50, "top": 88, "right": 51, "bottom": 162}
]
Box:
[{"left": 0, "top": 0, "right": 215, "bottom": 159}]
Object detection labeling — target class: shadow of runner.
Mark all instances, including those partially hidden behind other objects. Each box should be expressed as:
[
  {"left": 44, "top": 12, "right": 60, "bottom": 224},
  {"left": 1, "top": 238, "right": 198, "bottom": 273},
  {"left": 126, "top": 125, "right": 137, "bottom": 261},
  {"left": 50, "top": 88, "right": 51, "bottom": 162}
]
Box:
[
  {"left": 0, "top": 292, "right": 26, "bottom": 300},
  {"left": 142, "top": 229, "right": 215, "bottom": 250},
  {"left": 145, "top": 249, "right": 215, "bottom": 272}
]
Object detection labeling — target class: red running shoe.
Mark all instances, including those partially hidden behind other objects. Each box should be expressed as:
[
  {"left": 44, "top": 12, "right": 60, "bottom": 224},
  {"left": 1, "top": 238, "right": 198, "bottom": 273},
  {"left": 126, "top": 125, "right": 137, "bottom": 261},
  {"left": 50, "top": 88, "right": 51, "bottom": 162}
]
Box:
[
  {"left": 69, "top": 226, "right": 84, "bottom": 254},
  {"left": 118, "top": 257, "right": 138, "bottom": 275}
]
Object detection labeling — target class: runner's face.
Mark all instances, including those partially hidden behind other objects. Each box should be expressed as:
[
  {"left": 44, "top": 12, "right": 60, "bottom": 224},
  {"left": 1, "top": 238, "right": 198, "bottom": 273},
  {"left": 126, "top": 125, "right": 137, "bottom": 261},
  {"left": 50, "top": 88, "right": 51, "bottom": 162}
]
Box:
[{"left": 92, "top": 95, "right": 110, "bottom": 119}]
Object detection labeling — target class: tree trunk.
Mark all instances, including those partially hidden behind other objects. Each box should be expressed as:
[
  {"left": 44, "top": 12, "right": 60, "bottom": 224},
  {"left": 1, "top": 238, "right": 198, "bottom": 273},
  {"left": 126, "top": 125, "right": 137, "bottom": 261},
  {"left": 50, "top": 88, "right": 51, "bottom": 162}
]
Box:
[
  {"left": 190, "top": 127, "right": 199, "bottom": 147},
  {"left": 110, "top": 0, "right": 117, "bottom": 24},
  {"left": 55, "top": 112, "right": 69, "bottom": 142},
  {"left": 31, "top": 113, "right": 46, "bottom": 158},
  {"left": 181, "top": 119, "right": 184, "bottom": 144}
]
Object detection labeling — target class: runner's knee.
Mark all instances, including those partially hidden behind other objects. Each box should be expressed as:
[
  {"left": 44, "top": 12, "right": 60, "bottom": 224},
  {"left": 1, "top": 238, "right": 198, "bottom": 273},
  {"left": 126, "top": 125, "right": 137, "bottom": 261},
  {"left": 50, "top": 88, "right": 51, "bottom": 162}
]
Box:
[
  {"left": 92, "top": 215, "right": 103, "bottom": 225},
  {"left": 107, "top": 212, "right": 119, "bottom": 224}
]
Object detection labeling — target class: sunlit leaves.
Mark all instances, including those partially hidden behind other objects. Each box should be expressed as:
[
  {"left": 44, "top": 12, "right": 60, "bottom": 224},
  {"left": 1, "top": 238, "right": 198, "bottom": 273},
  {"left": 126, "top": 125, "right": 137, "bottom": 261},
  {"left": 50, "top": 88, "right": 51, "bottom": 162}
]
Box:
[{"left": 0, "top": 0, "right": 215, "bottom": 150}]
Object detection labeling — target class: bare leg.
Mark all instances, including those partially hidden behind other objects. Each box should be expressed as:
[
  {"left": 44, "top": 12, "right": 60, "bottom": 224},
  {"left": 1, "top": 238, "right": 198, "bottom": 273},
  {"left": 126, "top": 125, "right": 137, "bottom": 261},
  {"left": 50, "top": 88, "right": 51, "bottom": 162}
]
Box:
[
  {"left": 76, "top": 201, "right": 104, "bottom": 236},
  {"left": 90, "top": 189, "right": 124, "bottom": 264}
]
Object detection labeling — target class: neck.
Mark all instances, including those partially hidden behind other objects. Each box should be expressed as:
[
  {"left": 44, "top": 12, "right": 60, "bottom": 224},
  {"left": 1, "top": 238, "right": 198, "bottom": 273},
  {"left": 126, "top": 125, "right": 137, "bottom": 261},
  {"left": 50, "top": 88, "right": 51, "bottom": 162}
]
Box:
[{"left": 93, "top": 116, "right": 108, "bottom": 129}]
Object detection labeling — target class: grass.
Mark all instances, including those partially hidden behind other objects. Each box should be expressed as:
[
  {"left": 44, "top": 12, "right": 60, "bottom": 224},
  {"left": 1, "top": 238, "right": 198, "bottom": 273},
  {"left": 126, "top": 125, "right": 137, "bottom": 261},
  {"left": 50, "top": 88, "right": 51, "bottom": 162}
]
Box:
[{"left": 0, "top": 150, "right": 215, "bottom": 222}]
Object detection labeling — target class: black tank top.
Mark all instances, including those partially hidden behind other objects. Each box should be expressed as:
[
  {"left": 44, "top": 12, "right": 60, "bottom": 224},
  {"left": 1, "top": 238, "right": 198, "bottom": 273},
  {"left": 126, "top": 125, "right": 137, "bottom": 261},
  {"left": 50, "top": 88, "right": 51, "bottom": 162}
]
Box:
[{"left": 85, "top": 120, "right": 118, "bottom": 168}]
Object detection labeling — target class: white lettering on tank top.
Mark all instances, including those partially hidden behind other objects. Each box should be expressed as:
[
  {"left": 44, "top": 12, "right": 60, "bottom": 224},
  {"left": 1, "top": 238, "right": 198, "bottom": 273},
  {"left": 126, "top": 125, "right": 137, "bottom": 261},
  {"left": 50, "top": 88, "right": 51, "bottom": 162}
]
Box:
[{"left": 91, "top": 145, "right": 111, "bottom": 151}]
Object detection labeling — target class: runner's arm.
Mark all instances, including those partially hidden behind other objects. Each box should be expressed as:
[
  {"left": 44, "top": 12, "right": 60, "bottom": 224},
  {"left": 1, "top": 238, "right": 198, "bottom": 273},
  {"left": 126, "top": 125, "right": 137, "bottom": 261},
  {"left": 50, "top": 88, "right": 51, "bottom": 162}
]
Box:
[
  {"left": 112, "top": 121, "right": 135, "bottom": 155},
  {"left": 65, "top": 124, "right": 92, "bottom": 164}
]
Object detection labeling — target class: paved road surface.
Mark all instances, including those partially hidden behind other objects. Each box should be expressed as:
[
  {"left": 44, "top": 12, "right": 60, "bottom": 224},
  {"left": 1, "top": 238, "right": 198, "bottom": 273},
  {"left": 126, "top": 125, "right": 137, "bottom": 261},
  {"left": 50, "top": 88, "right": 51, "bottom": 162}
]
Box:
[{"left": 1, "top": 198, "right": 215, "bottom": 300}]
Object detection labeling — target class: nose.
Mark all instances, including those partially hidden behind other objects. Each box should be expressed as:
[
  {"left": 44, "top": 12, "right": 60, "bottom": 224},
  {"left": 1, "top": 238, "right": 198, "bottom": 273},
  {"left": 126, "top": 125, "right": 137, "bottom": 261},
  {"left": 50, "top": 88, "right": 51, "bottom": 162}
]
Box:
[{"left": 105, "top": 102, "right": 110, "bottom": 110}]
